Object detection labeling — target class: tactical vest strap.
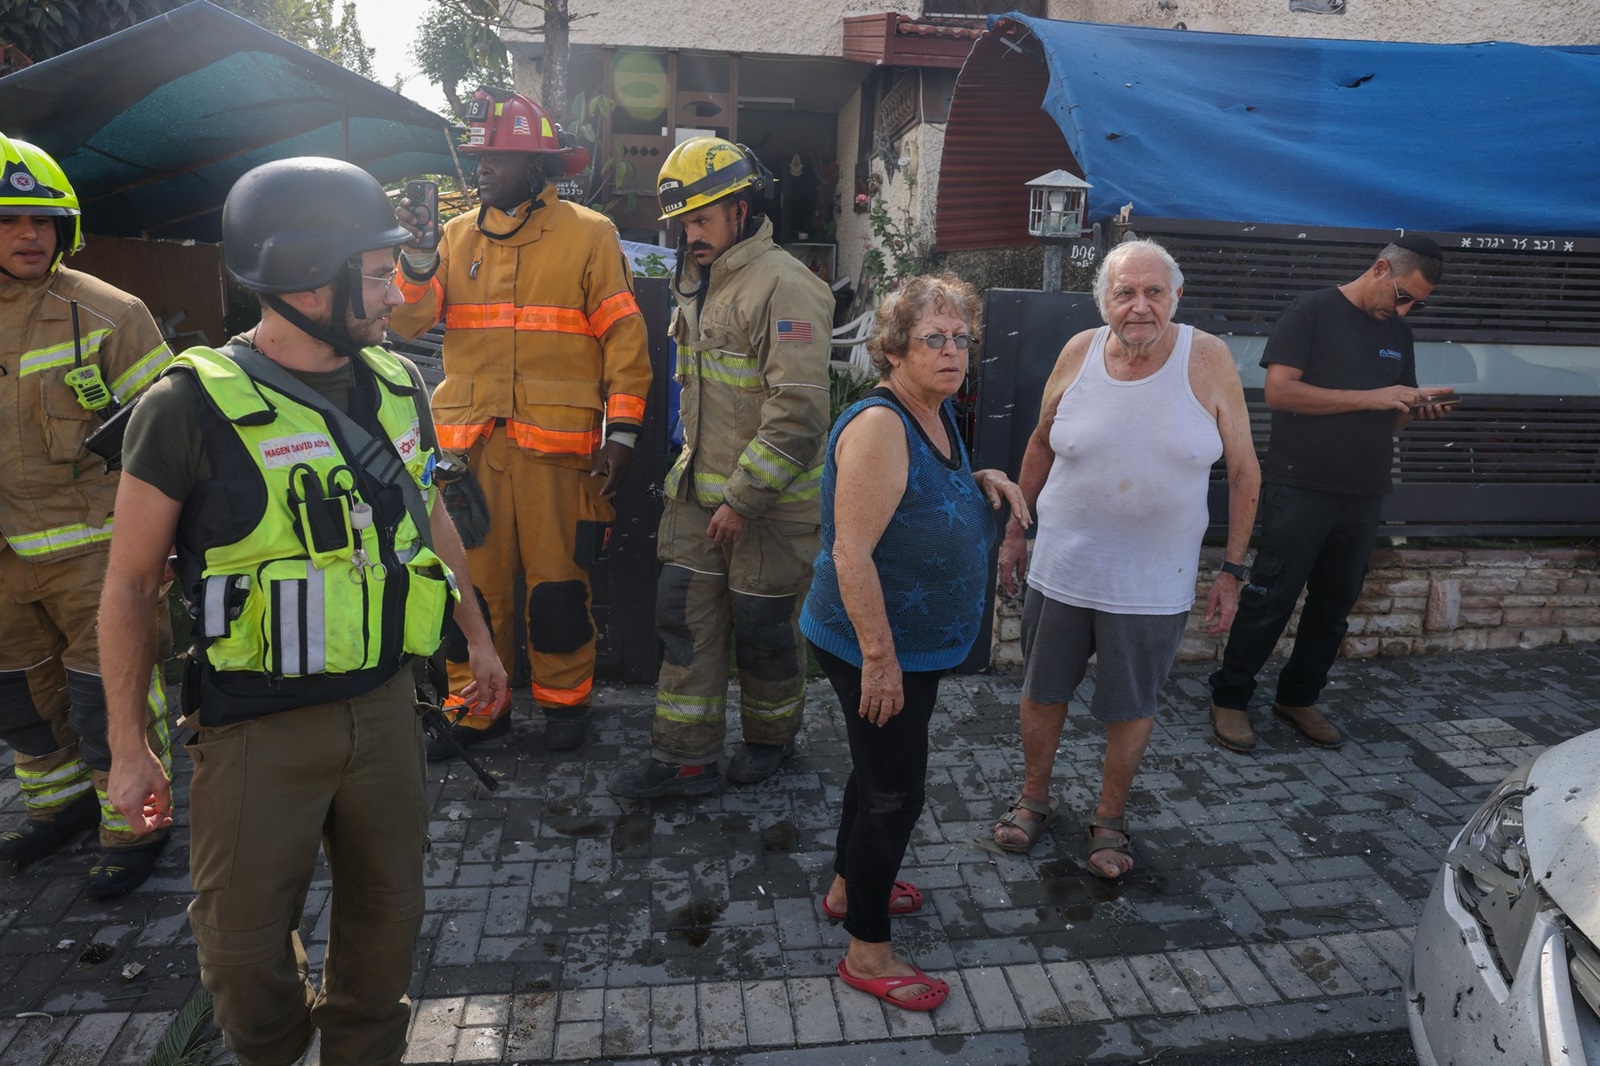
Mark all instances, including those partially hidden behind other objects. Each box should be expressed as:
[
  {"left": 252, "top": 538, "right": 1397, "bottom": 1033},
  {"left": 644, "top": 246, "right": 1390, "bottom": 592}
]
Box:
[{"left": 225, "top": 344, "right": 435, "bottom": 552}]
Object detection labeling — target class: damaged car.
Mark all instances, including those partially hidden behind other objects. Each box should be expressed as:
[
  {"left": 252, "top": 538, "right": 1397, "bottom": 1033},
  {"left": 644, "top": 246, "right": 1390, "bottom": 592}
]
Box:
[{"left": 1407, "top": 728, "right": 1600, "bottom": 1065}]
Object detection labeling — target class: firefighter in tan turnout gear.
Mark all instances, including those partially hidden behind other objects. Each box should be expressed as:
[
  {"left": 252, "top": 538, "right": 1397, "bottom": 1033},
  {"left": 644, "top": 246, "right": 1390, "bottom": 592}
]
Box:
[
  {"left": 611, "top": 137, "right": 834, "bottom": 798},
  {"left": 391, "top": 87, "right": 651, "bottom": 757},
  {"left": 0, "top": 133, "right": 174, "bottom": 897}
]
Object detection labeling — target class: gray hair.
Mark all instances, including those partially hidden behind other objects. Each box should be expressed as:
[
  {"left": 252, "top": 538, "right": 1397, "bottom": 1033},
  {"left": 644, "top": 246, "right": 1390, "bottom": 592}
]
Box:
[
  {"left": 1092, "top": 238, "right": 1184, "bottom": 320},
  {"left": 866, "top": 272, "right": 982, "bottom": 377},
  {"left": 1378, "top": 242, "right": 1445, "bottom": 285}
]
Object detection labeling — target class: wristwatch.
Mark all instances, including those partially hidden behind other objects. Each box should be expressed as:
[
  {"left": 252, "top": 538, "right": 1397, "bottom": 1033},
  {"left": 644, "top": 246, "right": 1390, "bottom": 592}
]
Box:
[{"left": 1219, "top": 560, "right": 1249, "bottom": 581}]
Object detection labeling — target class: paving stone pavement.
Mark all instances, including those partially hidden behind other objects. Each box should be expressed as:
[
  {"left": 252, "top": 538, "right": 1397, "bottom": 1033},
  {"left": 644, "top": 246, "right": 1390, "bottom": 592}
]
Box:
[{"left": 1, "top": 643, "right": 1598, "bottom": 1064}]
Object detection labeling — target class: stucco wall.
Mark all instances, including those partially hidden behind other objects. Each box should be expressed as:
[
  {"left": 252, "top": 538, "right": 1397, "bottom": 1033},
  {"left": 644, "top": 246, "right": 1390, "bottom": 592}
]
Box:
[
  {"left": 834, "top": 99, "right": 947, "bottom": 288},
  {"left": 1044, "top": 0, "right": 1599, "bottom": 45},
  {"left": 503, "top": 2, "right": 920, "bottom": 56}
]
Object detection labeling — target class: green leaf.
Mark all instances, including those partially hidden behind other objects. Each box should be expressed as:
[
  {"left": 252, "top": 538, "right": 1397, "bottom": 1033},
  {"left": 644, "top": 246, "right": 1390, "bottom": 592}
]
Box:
[{"left": 145, "top": 987, "right": 216, "bottom": 1066}]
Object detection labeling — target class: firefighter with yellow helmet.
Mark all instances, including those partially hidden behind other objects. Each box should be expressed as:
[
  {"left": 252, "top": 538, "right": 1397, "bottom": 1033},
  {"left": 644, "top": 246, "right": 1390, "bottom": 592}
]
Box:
[
  {"left": 390, "top": 87, "right": 651, "bottom": 757},
  {"left": 0, "top": 132, "right": 174, "bottom": 896},
  {"left": 610, "top": 136, "right": 834, "bottom": 798}
]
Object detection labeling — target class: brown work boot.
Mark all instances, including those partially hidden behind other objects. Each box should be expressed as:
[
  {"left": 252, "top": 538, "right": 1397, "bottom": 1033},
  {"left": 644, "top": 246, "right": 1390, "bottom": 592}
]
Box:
[
  {"left": 1272, "top": 702, "right": 1344, "bottom": 749},
  {"left": 1210, "top": 704, "right": 1256, "bottom": 752}
]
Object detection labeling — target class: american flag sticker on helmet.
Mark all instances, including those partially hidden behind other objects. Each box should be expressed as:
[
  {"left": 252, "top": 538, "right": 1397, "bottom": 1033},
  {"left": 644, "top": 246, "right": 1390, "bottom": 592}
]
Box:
[
  {"left": 776, "top": 320, "right": 814, "bottom": 343},
  {"left": 514, "top": 115, "right": 532, "bottom": 137}
]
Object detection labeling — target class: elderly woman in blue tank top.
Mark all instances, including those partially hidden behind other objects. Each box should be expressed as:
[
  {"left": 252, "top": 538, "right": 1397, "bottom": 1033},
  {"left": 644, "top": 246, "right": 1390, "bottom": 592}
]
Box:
[{"left": 800, "top": 274, "right": 1028, "bottom": 1012}]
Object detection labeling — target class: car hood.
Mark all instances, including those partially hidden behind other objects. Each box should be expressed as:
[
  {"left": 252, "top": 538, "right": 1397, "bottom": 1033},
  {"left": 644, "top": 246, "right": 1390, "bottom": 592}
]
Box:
[{"left": 1526, "top": 728, "right": 1600, "bottom": 942}]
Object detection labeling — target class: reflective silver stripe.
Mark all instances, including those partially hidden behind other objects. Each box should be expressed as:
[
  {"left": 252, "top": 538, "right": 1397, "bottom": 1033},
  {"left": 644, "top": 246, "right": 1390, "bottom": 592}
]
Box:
[
  {"left": 18, "top": 330, "right": 110, "bottom": 376},
  {"left": 278, "top": 579, "right": 303, "bottom": 676},
  {"left": 18, "top": 761, "right": 94, "bottom": 787},
  {"left": 396, "top": 542, "right": 422, "bottom": 563},
  {"left": 9, "top": 520, "right": 114, "bottom": 558},
  {"left": 110, "top": 342, "right": 173, "bottom": 401},
  {"left": 203, "top": 576, "right": 229, "bottom": 637},
  {"left": 305, "top": 565, "right": 326, "bottom": 674}
]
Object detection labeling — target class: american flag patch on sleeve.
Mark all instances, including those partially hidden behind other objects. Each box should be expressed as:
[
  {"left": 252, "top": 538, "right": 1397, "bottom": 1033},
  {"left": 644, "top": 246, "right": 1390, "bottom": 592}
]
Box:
[{"left": 776, "top": 320, "right": 814, "bottom": 343}]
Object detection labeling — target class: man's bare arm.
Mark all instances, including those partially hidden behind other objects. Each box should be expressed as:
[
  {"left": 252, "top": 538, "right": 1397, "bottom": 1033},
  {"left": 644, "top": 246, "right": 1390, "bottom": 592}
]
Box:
[
  {"left": 100, "top": 475, "right": 183, "bottom": 835},
  {"left": 1264, "top": 362, "right": 1454, "bottom": 417}
]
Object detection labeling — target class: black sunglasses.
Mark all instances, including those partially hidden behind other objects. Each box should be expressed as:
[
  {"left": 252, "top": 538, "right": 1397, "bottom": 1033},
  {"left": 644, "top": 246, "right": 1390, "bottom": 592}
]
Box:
[{"left": 1392, "top": 279, "right": 1427, "bottom": 311}]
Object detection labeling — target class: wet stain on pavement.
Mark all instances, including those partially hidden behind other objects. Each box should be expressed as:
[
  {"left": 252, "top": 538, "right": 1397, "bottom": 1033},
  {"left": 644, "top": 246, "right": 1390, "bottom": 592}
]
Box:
[
  {"left": 1295, "top": 944, "right": 1340, "bottom": 988},
  {"left": 667, "top": 899, "right": 726, "bottom": 947},
  {"left": 760, "top": 820, "right": 798, "bottom": 852},
  {"left": 545, "top": 816, "right": 607, "bottom": 837},
  {"left": 611, "top": 812, "right": 651, "bottom": 852}
]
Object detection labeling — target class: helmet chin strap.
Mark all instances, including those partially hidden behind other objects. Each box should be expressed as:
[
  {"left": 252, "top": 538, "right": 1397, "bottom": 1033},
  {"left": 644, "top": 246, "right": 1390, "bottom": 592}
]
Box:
[
  {"left": 476, "top": 156, "right": 550, "bottom": 242},
  {"left": 0, "top": 219, "right": 69, "bottom": 279},
  {"left": 262, "top": 260, "right": 367, "bottom": 360}
]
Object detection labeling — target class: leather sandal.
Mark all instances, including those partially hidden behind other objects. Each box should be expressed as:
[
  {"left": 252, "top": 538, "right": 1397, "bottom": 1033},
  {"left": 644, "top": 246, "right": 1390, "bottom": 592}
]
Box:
[
  {"left": 1085, "top": 813, "right": 1134, "bottom": 879},
  {"left": 993, "top": 794, "right": 1060, "bottom": 854}
]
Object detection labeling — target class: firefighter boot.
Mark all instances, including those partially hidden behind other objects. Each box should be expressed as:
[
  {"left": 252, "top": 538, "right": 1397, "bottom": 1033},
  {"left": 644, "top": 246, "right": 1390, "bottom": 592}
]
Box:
[
  {"left": 87, "top": 835, "right": 169, "bottom": 900},
  {"left": 609, "top": 757, "right": 720, "bottom": 799},
  {"left": 0, "top": 792, "right": 99, "bottom": 869}
]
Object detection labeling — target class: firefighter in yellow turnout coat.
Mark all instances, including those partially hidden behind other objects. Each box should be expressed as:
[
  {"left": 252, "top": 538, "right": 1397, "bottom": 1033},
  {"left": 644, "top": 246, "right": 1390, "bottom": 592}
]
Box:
[
  {"left": 611, "top": 137, "right": 834, "bottom": 798},
  {"left": 390, "top": 88, "right": 651, "bottom": 755},
  {"left": 0, "top": 133, "right": 173, "bottom": 897}
]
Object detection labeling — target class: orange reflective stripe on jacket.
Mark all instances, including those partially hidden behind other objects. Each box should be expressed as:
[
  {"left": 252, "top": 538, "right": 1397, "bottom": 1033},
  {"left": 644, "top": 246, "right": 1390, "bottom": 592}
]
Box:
[
  {"left": 437, "top": 421, "right": 494, "bottom": 452},
  {"left": 444, "top": 303, "right": 593, "bottom": 336},
  {"left": 589, "top": 291, "right": 641, "bottom": 338},
  {"left": 606, "top": 394, "right": 647, "bottom": 422},
  {"left": 395, "top": 274, "right": 444, "bottom": 324},
  {"left": 534, "top": 677, "right": 593, "bottom": 706},
  {"left": 507, "top": 420, "right": 601, "bottom": 455}
]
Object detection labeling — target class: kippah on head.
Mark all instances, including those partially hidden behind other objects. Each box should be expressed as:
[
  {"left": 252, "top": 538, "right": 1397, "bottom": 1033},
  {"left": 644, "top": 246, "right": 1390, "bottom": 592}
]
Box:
[{"left": 1392, "top": 234, "right": 1443, "bottom": 260}]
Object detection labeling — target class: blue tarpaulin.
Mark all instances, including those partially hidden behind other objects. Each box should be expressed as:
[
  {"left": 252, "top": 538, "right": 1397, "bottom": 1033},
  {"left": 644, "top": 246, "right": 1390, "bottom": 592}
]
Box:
[{"left": 1003, "top": 14, "right": 1600, "bottom": 235}]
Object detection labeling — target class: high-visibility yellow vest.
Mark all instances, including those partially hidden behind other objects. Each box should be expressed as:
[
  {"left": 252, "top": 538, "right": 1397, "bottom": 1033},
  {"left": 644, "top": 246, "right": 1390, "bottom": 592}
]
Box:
[{"left": 171, "top": 345, "right": 454, "bottom": 723}]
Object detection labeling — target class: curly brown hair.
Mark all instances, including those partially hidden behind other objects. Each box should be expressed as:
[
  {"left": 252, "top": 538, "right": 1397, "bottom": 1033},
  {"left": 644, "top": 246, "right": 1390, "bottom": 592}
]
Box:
[{"left": 865, "top": 272, "right": 982, "bottom": 378}]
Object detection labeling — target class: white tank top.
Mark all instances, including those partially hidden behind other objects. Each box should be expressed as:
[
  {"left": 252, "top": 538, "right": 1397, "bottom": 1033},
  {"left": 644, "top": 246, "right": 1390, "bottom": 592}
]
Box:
[{"left": 1028, "top": 324, "right": 1222, "bottom": 614}]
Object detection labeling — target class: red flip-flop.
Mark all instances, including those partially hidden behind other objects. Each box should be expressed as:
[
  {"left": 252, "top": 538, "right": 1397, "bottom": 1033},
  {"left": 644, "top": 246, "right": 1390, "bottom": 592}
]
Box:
[
  {"left": 820, "top": 879, "right": 924, "bottom": 921},
  {"left": 836, "top": 958, "right": 950, "bottom": 1012}
]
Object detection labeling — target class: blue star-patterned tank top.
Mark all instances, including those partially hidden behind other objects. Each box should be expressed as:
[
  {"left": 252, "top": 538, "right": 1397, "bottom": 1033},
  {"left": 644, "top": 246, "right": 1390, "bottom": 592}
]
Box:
[{"left": 800, "top": 388, "right": 996, "bottom": 671}]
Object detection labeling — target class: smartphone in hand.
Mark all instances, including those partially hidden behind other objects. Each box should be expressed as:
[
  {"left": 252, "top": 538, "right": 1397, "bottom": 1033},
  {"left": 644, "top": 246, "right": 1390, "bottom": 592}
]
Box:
[{"left": 406, "top": 179, "right": 440, "bottom": 250}]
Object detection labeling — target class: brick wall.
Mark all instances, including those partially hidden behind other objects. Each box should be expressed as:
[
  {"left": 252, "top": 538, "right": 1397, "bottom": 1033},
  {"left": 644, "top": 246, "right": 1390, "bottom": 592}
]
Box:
[{"left": 990, "top": 545, "right": 1600, "bottom": 669}]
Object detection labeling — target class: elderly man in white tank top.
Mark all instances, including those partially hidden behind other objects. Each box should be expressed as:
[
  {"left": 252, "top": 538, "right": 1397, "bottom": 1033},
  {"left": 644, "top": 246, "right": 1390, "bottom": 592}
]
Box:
[{"left": 991, "top": 239, "right": 1260, "bottom": 878}]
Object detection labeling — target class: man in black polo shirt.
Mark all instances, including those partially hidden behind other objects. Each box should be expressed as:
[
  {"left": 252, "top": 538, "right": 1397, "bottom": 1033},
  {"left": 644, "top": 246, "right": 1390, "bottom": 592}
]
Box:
[{"left": 1209, "top": 236, "right": 1454, "bottom": 752}]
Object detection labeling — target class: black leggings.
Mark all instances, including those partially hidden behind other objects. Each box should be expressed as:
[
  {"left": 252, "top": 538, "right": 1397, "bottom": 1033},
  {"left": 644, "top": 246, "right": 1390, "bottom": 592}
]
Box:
[{"left": 812, "top": 643, "right": 945, "bottom": 944}]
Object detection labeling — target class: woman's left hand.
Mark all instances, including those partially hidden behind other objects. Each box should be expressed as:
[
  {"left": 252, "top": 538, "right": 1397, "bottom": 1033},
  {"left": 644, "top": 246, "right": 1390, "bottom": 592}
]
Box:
[
  {"left": 859, "top": 653, "right": 905, "bottom": 727},
  {"left": 974, "top": 469, "right": 1031, "bottom": 530}
]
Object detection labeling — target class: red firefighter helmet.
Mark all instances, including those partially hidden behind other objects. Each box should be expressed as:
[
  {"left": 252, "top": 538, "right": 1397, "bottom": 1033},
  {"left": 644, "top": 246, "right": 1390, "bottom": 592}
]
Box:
[{"left": 460, "top": 87, "right": 590, "bottom": 177}]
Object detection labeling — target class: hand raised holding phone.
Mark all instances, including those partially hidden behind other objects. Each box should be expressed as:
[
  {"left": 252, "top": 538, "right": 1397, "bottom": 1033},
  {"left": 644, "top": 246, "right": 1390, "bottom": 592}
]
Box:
[{"left": 397, "top": 179, "right": 439, "bottom": 250}]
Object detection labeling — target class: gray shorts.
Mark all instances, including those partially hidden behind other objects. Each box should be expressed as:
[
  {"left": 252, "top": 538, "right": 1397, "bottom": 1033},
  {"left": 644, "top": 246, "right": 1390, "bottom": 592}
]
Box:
[{"left": 1019, "top": 587, "right": 1188, "bottom": 723}]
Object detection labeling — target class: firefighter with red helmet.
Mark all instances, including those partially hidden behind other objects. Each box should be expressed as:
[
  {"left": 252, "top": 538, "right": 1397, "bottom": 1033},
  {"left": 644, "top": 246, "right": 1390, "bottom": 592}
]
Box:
[
  {"left": 390, "top": 88, "right": 651, "bottom": 757},
  {"left": 0, "top": 132, "right": 175, "bottom": 896}
]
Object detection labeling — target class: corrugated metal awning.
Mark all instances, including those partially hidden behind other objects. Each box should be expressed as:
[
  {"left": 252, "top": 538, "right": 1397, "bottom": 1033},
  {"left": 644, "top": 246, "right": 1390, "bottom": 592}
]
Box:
[{"left": 934, "top": 23, "right": 1071, "bottom": 252}]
